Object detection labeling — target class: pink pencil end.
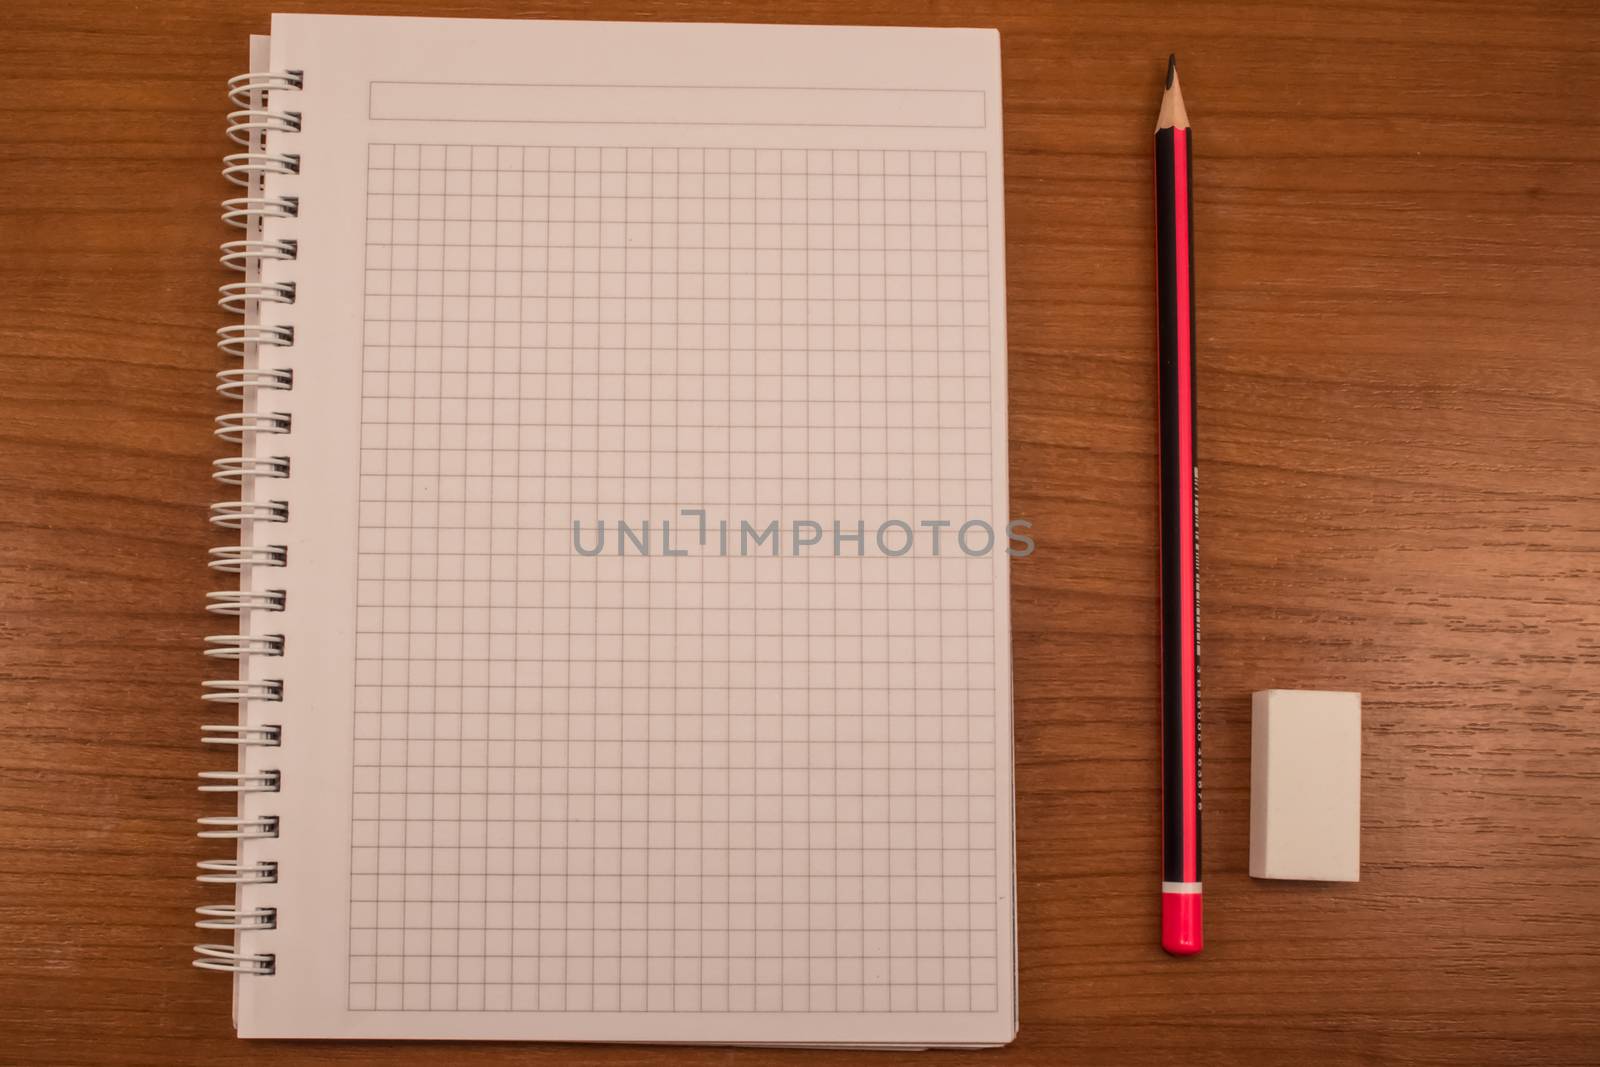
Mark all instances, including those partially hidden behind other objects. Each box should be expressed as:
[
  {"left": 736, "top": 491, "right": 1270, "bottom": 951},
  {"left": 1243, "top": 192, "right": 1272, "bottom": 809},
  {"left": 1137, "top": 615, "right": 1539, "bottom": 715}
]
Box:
[{"left": 1161, "top": 890, "right": 1204, "bottom": 956}]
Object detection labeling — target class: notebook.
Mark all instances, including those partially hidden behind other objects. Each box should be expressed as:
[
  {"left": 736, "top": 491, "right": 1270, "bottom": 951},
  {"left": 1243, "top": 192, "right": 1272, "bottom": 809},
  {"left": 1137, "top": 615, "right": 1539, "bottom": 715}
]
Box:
[{"left": 202, "top": 14, "right": 1016, "bottom": 1046}]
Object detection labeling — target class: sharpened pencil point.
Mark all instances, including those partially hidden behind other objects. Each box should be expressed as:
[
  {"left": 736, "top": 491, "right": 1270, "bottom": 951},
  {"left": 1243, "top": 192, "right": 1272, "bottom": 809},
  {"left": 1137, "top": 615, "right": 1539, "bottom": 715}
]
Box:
[{"left": 1157, "top": 55, "right": 1189, "bottom": 130}]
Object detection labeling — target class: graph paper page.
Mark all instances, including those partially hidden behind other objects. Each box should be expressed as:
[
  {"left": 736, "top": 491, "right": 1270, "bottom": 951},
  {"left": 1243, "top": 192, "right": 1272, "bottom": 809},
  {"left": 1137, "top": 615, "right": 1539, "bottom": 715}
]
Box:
[{"left": 239, "top": 15, "right": 1014, "bottom": 1044}]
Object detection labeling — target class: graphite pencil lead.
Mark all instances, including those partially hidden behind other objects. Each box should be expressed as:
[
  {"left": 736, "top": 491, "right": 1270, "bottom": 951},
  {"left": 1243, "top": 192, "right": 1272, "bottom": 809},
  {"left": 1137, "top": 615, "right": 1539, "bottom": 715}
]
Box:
[{"left": 1166, "top": 53, "right": 1178, "bottom": 90}]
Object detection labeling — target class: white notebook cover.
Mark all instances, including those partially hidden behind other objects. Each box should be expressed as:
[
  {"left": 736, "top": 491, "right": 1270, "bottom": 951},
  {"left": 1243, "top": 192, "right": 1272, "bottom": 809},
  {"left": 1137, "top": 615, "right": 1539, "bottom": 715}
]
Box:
[{"left": 221, "top": 13, "right": 1014, "bottom": 1044}]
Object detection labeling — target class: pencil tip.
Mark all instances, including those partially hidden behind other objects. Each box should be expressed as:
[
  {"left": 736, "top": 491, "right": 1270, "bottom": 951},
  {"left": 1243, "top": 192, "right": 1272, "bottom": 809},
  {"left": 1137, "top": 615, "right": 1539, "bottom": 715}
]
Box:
[{"left": 1156, "top": 54, "right": 1190, "bottom": 130}]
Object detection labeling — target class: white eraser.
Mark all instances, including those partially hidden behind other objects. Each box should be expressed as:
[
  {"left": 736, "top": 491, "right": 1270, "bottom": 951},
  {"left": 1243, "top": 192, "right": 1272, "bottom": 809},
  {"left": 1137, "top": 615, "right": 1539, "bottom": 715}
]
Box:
[{"left": 1250, "top": 690, "right": 1361, "bottom": 882}]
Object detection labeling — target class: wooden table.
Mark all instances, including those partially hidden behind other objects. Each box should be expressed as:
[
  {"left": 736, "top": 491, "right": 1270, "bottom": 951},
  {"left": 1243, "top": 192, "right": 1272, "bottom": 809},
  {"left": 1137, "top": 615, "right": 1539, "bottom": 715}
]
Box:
[{"left": 2, "top": 2, "right": 1596, "bottom": 1064}]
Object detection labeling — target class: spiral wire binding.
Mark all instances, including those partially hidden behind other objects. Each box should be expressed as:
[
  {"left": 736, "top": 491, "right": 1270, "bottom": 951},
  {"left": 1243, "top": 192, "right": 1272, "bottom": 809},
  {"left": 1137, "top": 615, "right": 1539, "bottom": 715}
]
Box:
[
  {"left": 194, "top": 944, "right": 276, "bottom": 975},
  {"left": 201, "top": 724, "right": 283, "bottom": 747},
  {"left": 217, "top": 322, "right": 295, "bottom": 357},
  {"left": 222, "top": 196, "right": 298, "bottom": 229},
  {"left": 205, "top": 589, "right": 287, "bottom": 615},
  {"left": 208, "top": 545, "right": 288, "bottom": 573},
  {"left": 216, "top": 367, "right": 293, "bottom": 401},
  {"left": 212, "top": 455, "right": 290, "bottom": 486},
  {"left": 197, "top": 769, "right": 282, "bottom": 791},
  {"left": 197, "top": 859, "right": 278, "bottom": 885},
  {"left": 201, "top": 679, "right": 284, "bottom": 704},
  {"left": 199, "top": 66, "right": 302, "bottom": 977},
  {"left": 196, "top": 904, "right": 278, "bottom": 930},
  {"left": 227, "top": 70, "right": 303, "bottom": 106},
  {"left": 215, "top": 410, "right": 291, "bottom": 443},
  {"left": 203, "top": 635, "right": 286, "bottom": 660},
  {"left": 222, "top": 152, "right": 300, "bottom": 187},
  {"left": 218, "top": 280, "right": 296, "bottom": 313}
]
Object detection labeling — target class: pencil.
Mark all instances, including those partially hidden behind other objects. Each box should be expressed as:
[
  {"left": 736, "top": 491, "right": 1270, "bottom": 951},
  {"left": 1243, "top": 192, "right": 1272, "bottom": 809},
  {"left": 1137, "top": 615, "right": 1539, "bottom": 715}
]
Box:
[{"left": 1155, "top": 53, "right": 1203, "bottom": 957}]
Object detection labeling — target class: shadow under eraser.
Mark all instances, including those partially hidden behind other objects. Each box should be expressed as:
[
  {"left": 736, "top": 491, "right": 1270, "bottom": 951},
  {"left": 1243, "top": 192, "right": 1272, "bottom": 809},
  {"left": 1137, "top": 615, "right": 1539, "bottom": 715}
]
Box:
[{"left": 1250, "top": 690, "right": 1361, "bottom": 882}]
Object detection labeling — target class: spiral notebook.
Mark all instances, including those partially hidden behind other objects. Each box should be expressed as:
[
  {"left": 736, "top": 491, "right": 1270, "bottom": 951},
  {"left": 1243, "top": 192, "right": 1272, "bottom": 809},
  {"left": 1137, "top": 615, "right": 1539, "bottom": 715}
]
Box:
[{"left": 204, "top": 14, "right": 1015, "bottom": 1046}]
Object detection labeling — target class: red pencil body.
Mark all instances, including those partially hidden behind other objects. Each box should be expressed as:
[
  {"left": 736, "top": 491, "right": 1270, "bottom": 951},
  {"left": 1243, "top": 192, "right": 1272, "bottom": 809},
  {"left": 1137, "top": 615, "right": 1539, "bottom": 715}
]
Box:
[{"left": 1155, "top": 115, "right": 1203, "bottom": 956}]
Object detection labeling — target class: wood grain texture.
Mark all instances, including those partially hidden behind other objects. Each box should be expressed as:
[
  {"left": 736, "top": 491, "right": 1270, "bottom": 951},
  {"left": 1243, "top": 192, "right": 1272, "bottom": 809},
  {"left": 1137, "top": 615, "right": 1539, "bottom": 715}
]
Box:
[{"left": 1, "top": 2, "right": 1597, "bottom": 1064}]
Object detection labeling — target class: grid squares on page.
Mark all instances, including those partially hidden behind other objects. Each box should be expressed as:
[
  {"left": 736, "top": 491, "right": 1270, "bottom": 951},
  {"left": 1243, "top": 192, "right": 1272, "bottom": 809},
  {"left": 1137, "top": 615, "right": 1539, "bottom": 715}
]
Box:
[{"left": 351, "top": 144, "right": 999, "bottom": 1013}]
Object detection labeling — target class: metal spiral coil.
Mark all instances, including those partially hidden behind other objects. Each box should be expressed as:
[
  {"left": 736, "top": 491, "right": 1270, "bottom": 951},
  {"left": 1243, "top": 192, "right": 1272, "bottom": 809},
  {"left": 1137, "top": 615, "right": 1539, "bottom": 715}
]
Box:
[
  {"left": 207, "top": 545, "right": 287, "bottom": 573},
  {"left": 196, "top": 904, "right": 278, "bottom": 930},
  {"left": 226, "top": 107, "right": 302, "bottom": 146},
  {"left": 203, "top": 634, "right": 285, "bottom": 659},
  {"left": 197, "top": 859, "right": 278, "bottom": 885},
  {"left": 201, "top": 679, "right": 284, "bottom": 704},
  {"left": 197, "top": 815, "right": 280, "bottom": 840},
  {"left": 193, "top": 943, "right": 275, "bottom": 975},
  {"left": 204, "top": 589, "right": 286, "bottom": 615},
  {"left": 212, "top": 455, "right": 290, "bottom": 486},
  {"left": 222, "top": 151, "right": 300, "bottom": 187},
  {"left": 209, "top": 499, "right": 289, "bottom": 528},
  {"left": 217, "top": 322, "right": 294, "bottom": 357},
  {"left": 221, "top": 196, "right": 299, "bottom": 229},
  {"left": 197, "top": 815, "right": 281, "bottom": 841},
  {"left": 200, "top": 723, "right": 282, "bottom": 747},
  {"left": 197, "top": 768, "right": 281, "bottom": 792},
  {"left": 218, "top": 280, "right": 295, "bottom": 312},
  {"left": 219, "top": 238, "right": 297, "bottom": 271},
  {"left": 197, "top": 858, "right": 278, "bottom": 885},
  {"left": 202, "top": 65, "right": 300, "bottom": 979},
  {"left": 227, "top": 69, "right": 302, "bottom": 107},
  {"left": 216, "top": 367, "right": 293, "bottom": 400},
  {"left": 214, "top": 411, "right": 290, "bottom": 442}
]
